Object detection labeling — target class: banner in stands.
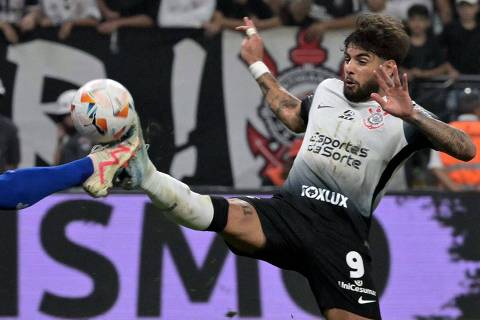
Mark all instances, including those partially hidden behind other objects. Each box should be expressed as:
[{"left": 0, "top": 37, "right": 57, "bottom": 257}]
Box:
[
  {"left": 0, "top": 193, "right": 478, "bottom": 319},
  {"left": 0, "top": 27, "right": 352, "bottom": 188}
]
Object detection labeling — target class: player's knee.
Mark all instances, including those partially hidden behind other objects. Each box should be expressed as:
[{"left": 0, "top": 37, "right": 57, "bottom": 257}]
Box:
[
  {"left": 206, "top": 197, "right": 258, "bottom": 235},
  {"left": 223, "top": 199, "right": 261, "bottom": 236},
  {"left": 202, "top": 196, "right": 255, "bottom": 233}
]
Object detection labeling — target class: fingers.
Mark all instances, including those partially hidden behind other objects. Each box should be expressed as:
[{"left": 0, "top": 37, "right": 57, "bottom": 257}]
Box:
[
  {"left": 376, "top": 65, "right": 394, "bottom": 88},
  {"left": 235, "top": 17, "right": 253, "bottom": 31},
  {"left": 370, "top": 93, "right": 386, "bottom": 108},
  {"left": 392, "top": 65, "right": 401, "bottom": 87},
  {"left": 402, "top": 72, "right": 409, "bottom": 92},
  {"left": 373, "top": 69, "right": 389, "bottom": 92},
  {"left": 235, "top": 17, "right": 258, "bottom": 38}
]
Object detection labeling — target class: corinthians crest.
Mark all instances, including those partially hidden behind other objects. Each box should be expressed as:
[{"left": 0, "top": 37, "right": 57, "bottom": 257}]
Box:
[
  {"left": 247, "top": 30, "right": 338, "bottom": 184},
  {"left": 363, "top": 107, "right": 389, "bottom": 130}
]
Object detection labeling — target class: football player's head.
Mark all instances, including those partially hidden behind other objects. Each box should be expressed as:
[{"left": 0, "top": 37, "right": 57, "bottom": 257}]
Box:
[{"left": 342, "top": 14, "right": 409, "bottom": 102}]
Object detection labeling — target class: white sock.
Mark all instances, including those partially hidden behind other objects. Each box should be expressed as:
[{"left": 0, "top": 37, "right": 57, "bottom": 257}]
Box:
[{"left": 140, "top": 160, "right": 214, "bottom": 230}]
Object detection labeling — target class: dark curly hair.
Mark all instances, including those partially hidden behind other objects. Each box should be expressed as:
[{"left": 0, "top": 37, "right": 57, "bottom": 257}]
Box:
[{"left": 344, "top": 14, "right": 410, "bottom": 64}]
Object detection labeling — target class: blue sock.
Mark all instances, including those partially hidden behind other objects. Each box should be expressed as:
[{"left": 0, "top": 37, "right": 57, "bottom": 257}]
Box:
[{"left": 0, "top": 157, "right": 94, "bottom": 210}]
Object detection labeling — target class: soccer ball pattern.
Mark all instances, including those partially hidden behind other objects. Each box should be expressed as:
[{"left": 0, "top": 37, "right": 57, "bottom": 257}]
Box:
[{"left": 70, "top": 79, "right": 136, "bottom": 143}]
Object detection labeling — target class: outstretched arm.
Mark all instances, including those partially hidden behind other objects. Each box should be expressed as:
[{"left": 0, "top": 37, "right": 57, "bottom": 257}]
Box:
[
  {"left": 236, "top": 17, "right": 305, "bottom": 133},
  {"left": 371, "top": 65, "right": 476, "bottom": 161}
]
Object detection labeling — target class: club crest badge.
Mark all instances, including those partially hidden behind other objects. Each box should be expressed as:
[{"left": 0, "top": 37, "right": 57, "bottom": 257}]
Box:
[{"left": 363, "top": 107, "right": 389, "bottom": 130}]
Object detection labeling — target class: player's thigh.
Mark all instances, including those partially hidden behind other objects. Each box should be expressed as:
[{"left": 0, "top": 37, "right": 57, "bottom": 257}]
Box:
[
  {"left": 220, "top": 198, "right": 267, "bottom": 255},
  {"left": 324, "top": 308, "right": 374, "bottom": 320}
]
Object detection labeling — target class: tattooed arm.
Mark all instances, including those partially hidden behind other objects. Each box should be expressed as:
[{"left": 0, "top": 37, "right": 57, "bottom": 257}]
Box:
[
  {"left": 372, "top": 64, "right": 476, "bottom": 161},
  {"left": 406, "top": 110, "right": 476, "bottom": 161},
  {"left": 236, "top": 18, "right": 305, "bottom": 132},
  {"left": 256, "top": 73, "right": 305, "bottom": 132}
]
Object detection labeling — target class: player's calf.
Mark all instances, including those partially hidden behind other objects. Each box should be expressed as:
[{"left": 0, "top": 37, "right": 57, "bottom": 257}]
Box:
[{"left": 122, "top": 122, "right": 267, "bottom": 253}]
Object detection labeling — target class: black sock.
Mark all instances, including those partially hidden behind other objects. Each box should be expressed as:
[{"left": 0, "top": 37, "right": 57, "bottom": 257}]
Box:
[{"left": 206, "top": 196, "right": 229, "bottom": 232}]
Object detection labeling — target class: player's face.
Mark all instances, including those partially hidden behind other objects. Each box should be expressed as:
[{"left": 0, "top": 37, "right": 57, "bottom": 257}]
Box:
[{"left": 343, "top": 46, "right": 382, "bottom": 103}]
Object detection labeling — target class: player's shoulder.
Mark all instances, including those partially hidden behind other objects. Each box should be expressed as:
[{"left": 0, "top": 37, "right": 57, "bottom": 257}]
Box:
[
  {"left": 313, "top": 78, "right": 343, "bottom": 96},
  {"left": 318, "top": 78, "right": 343, "bottom": 90}
]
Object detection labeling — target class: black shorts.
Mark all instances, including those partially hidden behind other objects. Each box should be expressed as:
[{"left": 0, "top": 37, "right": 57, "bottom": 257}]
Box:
[{"left": 232, "top": 192, "right": 381, "bottom": 319}]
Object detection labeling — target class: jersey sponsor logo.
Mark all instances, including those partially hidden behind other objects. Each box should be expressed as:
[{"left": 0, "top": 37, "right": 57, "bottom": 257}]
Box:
[
  {"left": 339, "top": 110, "right": 355, "bottom": 120},
  {"left": 358, "top": 296, "right": 376, "bottom": 304},
  {"left": 307, "top": 132, "right": 369, "bottom": 170},
  {"left": 301, "top": 185, "right": 348, "bottom": 208},
  {"left": 363, "top": 107, "right": 389, "bottom": 130},
  {"left": 338, "top": 281, "right": 377, "bottom": 297},
  {"left": 317, "top": 105, "right": 334, "bottom": 109},
  {"left": 354, "top": 280, "right": 363, "bottom": 287}
]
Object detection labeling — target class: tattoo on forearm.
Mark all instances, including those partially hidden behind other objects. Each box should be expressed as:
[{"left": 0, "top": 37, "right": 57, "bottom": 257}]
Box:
[
  {"left": 257, "top": 73, "right": 304, "bottom": 131},
  {"left": 412, "top": 113, "right": 474, "bottom": 160}
]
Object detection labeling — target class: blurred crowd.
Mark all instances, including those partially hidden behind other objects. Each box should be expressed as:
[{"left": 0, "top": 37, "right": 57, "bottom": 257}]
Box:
[{"left": 0, "top": 0, "right": 479, "bottom": 191}]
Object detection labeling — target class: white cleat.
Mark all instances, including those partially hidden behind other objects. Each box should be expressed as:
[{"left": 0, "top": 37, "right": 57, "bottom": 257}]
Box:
[
  {"left": 83, "top": 121, "right": 140, "bottom": 197},
  {"left": 119, "top": 118, "right": 155, "bottom": 190}
]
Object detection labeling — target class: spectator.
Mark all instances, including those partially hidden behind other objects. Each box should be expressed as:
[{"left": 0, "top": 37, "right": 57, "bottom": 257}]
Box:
[
  {"left": 0, "top": 0, "right": 38, "bottom": 43},
  {"left": 203, "top": 0, "right": 281, "bottom": 36},
  {"left": 402, "top": 4, "right": 458, "bottom": 80},
  {"left": 441, "top": 0, "right": 480, "bottom": 75},
  {"left": 280, "top": 0, "right": 357, "bottom": 27},
  {"left": 436, "top": 0, "right": 456, "bottom": 26},
  {"left": 304, "top": 0, "right": 399, "bottom": 42},
  {"left": 0, "top": 78, "right": 20, "bottom": 173},
  {"left": 97, "top": 0, "right": 157, "bottom": 34},
  {"left": 47, "top": 90, "right": 92, "bottom": 165},
  {"left": 157, "top": 0, "right": 214, "bottom": 28},
  {"left": 387, "top": 0, "right": 434, "bottom": 21},
  {"left": 25, "top": 0, "right": 101, "bottom": 40},
  {"left": 428, "top": 91, "right": 480, "bottom": 191}
]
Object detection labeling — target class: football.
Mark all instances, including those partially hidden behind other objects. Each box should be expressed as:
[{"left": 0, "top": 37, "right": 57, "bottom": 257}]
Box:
[{"left": 70, "top": 79, "right": 136, "bottom": 143}]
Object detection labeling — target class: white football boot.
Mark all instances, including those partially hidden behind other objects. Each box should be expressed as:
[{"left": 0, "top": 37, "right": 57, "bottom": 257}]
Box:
[
  {"left": 83, "top": 118, "right": 141, "bottom": 197},
  {"left": 119, "top": 117, "right": 155, "bottom": 190}
]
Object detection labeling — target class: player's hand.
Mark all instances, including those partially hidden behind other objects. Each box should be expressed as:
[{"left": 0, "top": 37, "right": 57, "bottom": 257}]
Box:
[
  {"left": 371, "top": 64, "right": 414, "bottom": 120},
  {"left": 235, "top": 17, "right": 264, "bottom": 65}
]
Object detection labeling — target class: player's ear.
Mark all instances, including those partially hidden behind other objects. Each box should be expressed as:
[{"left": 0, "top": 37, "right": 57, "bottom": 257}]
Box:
[{"left": 383, "top": 60, "right": 396, "bottom": 78}]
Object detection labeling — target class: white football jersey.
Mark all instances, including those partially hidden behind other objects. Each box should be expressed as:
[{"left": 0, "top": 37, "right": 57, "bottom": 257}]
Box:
[{"left": 284, "top": 78, "right": 433, "bottom": 219}]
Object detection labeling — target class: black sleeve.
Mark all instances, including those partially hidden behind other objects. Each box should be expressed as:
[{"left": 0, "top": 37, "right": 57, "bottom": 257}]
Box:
[
  {"left": 300, "top": 94, "right": 314, "bottom": 125},
  {"left": 6, "top": 125, "right": 20, "bottom": 166}
]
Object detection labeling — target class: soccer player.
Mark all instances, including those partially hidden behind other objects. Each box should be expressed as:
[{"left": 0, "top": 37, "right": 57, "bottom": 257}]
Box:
[
  {"left": 115, "top": 15, "right": 475, "bottom": 319},
  {"left": 0, "top": 120, "right": 140, "bottom": 210}
]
